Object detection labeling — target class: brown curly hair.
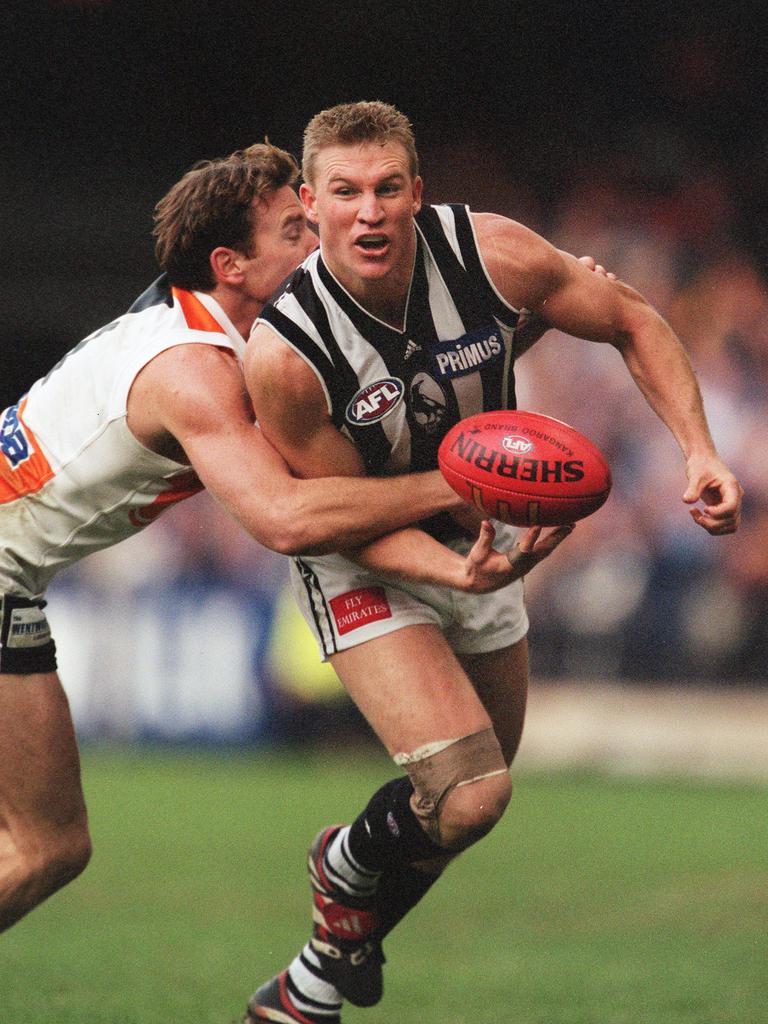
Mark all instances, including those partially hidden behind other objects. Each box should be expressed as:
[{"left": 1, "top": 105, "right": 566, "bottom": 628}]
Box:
[{"left": 153, "top": 142, "right": 299, "bottom": 292}]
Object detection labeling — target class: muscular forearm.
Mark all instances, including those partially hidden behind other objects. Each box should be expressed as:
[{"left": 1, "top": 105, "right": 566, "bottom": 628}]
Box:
[
  {"left": 347, "top": 526, "right": 466, "bottom": 587},
  {"left": 617, "top": 312, "right": 715, "bottom": 459},
  {"left": 347, "top": 520, "right": 570, "bottom": 593},
  {"left": 287, "top": 470, "right": 465, "bottom": 556}
]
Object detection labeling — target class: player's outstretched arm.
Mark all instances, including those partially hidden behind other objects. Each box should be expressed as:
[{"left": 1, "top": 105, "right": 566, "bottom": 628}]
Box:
[
  {"left": 350, "top": 520, "right": 574, "bottom": 593},
  {"left": 475, "top": 214, "right": 743, "bottom": 535},
  {"left": 131, "top": 342, "right": 464, "bottom": 555}
]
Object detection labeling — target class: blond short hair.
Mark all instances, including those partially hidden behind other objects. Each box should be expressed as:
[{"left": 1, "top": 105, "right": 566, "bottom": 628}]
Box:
[
  {"left": 302, "top": 101, "right": 419, "bottom": 185},
  {"left": 153, "top": 142, "right": 299, "bottom": 292}
]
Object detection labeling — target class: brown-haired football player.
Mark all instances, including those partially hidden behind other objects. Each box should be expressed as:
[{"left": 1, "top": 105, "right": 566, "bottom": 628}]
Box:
[{"left": 0, "top": 140, "right": 554, "bottom": 936}]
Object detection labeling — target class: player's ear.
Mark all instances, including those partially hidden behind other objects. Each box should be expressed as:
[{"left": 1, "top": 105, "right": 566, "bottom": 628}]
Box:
[
  {"left": 300, "top": 182, "right": 319, "bottom": 225},
  {"left": 210, "top": 246, "right": 244, "bottom": 286},
  {"left": 412, "top": 175, "right": 423, "bottom": 215}
]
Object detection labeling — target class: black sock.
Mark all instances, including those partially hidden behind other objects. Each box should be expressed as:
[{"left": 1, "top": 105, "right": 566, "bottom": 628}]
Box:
[
  {"left": 346, "top": 775, "right": 445, "bottom": 873},
  {"left": 343, "top": 777, "right": 451, "bottom": 947},
  {"left": 375, "top": 859, "right": 444, "bottom": 939}
]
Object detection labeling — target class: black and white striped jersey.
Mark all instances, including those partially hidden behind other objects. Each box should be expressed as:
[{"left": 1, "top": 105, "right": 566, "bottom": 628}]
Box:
[{"left": 257, "top": 203, "right": 520, "bottom": 518}]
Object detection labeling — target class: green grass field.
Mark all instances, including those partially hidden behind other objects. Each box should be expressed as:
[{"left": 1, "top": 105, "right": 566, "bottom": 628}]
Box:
[{"left": 2, "top": 747, "right": 766, "bottom": 1024}]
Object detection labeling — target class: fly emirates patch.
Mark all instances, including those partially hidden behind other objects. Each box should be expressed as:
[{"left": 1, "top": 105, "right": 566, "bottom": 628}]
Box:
[
  {"left": 448, "top": 430, "right": 585, "bottom": 484},
  {"left": 429, "top": 325, "right": 504, "bottom": 381},
  {"left": 330, "top": 586, "right": 392, "bottom": 636},
  {"left": 345, "top": 378, "right": 405, "bottom": 426}
]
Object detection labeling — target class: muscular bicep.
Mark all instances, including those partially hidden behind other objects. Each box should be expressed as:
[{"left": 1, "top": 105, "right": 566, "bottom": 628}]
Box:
[
  {"left": 138, "top": 344, "right": 275, "bottom": 492},
  {"left": 534, "top": 250, "right": 660, "bottom": 347},
  {"left": 474, "top": 212, "right": 656, "bottom": 349},
  {"left": 245, "top": 323, "right": 365, "bottom": 479}
]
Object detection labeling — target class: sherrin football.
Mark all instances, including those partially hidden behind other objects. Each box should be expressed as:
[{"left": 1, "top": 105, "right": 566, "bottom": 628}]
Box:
[{"left": 438, "top": 410, "right": 612, "bottom": 527}]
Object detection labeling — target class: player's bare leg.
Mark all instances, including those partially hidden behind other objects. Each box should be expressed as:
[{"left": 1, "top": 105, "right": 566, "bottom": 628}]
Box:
[
  {"left": 332, "top": 624, "right": 513, "bottom": 855},
  {"left": 459, "top": 636, "right": 529, "bottom": 767},
  {"left": 369, "top": 637, "right": 529, "bottom": 938},
  {"left": 0, "top": 672, "right": 91, "bottom": 932},
  {"left": 247, "top": 625, "right": 514, "bottom": 1021}
]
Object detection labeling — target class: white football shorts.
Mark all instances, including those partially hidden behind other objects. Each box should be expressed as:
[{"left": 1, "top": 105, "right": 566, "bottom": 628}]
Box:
[{"left": 290, "top": 522, "right": 529, "bottom": 661}]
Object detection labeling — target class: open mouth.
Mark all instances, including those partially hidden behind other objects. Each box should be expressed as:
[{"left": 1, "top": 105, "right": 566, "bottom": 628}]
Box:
[{"left": 355, "top": 235, "right": 389, "bottom": 254}]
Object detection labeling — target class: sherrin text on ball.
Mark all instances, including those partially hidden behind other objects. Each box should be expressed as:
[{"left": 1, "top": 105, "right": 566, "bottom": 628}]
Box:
[{"left": 438, "top": 410, "right": 612, "bottom": 526}]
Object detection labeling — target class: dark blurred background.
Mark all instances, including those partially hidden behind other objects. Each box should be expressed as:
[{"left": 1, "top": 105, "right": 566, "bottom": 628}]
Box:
[
  {"left": 4, "top": 1, "right": 767, "bottom": 395},
  {"left": 3, "top": 2, "right": 767, "bottom": 738}
]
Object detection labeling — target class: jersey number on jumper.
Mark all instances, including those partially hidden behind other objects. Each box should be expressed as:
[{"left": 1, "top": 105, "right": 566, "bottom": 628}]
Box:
[{"left": 1, "top": 403, "right": 32, "bottom": 469}]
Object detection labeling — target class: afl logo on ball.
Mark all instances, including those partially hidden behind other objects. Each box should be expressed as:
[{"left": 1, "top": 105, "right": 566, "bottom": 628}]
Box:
[
  {"left": 346, "top": 378, "right": 405, "bottom": 426},
  {"left": 502, "top": 435, "right": 534, "bottom": 455}
]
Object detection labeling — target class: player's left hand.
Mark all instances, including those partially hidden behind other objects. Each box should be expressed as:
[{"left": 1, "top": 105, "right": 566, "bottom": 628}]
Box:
[
  {"left": 683, "top": 453, "right": 743, "bottom": 535},
  {"left": 459, "top": 520, "right": 574, "bottom": 592},
  {"left": 504, "top": 523, "right": 575, "bottom": 578}
]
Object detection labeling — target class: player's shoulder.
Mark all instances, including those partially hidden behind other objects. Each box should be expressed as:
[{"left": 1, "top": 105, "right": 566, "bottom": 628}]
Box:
[
  {"left": 136, "top": 342, "right": 244, "bottom": 410},
  {"left": 130, "top": 341, "right": 251, "bottom": 443},
  {"left": 254, "top": 252, "right": 325, "bottom": 348},
  {"left": 264, "top": 248, "right": 320, "bottom": 310},
  {"left": 472, "top": 212, "right": 565, "bottom": 306},
  {"left": 144, "top": 338, "right": 240, "bottom": 374},
  {"left": 245, "top": 321, "right": 325, "bottom": 406},
  {"left": 473, "top": 212, "right": 558, "bottom": 265}
]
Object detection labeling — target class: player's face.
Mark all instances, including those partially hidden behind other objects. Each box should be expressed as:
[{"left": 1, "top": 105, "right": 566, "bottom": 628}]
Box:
[
  {"left": 300, "top": 141, "right": 422, "bottom": 295},
  {"left": 241, "top": 186, "right": 317, "bottom": 303}
]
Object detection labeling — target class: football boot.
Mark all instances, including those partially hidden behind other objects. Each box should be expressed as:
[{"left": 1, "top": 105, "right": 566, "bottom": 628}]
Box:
[
  {"left": 244, "top": 970, "right": 341, "bottom": 1024},
  {"left": 307, "top": 825, "right": 385, "bottom": 1007}
]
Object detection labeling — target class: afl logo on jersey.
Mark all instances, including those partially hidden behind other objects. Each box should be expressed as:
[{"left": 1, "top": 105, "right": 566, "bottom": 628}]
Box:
[{"left": 346, "top": 378, "right": 405, "bottom": 426}]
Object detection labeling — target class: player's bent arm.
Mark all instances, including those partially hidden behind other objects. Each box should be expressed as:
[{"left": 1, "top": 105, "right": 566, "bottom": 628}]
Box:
[
  {"left": 352, "top": 526, "right": 492, "bottom": 591},
  {"left": 134, "top": 344, "right": 465, "bottom": 555},
  {"left": 535, "top": 250, "right": 743, "bottom": 532},
  {"left": 475, "top": 214, "right": 743, "bottom": 533},
  {"left": 246, "top": 324, "right": 365, "bottom": 479},
  {"left": 245, "top": 327, "right": 529, "bottom": 582},
  {"left": 513, "top": 257, "right": 618, "bottom": 358}
]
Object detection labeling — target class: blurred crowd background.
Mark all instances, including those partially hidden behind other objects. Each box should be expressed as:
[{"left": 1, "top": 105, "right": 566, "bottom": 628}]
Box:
[{"left": 3, "top": 2, "right": 767, "bottom": 739}]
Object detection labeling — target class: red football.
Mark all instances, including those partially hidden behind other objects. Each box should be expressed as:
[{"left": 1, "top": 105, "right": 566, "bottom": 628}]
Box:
[{"left": 438, "top": 410, "right": 611, "bottom": 526}]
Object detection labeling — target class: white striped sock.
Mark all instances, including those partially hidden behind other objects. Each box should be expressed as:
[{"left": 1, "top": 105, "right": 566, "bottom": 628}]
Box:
[
  {"left": 324, "top": 826, "right": 381, "bottom": 897},
  {"left": 287, "top": 945, "right": 343, "bottom": 1017}
]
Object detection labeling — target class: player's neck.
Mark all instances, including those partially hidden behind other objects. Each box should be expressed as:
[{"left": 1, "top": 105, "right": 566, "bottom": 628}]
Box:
[
  {"left": 325, "top": 251, "right": 415, "bottom": 332},
  {"left": 209, "top": 286, "right": 265, "bottom": 340},
  {"left": 353, "top": 282, "right": 409, "bottom": 331}
]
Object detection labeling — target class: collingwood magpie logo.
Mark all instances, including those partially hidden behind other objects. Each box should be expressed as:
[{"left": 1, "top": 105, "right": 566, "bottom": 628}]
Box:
[
  {"left": 409, "top": 373, "right": 447, "bottom": 435},
  {"left": 404, "top": 339, "right": 421, "bottom": 361}
]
